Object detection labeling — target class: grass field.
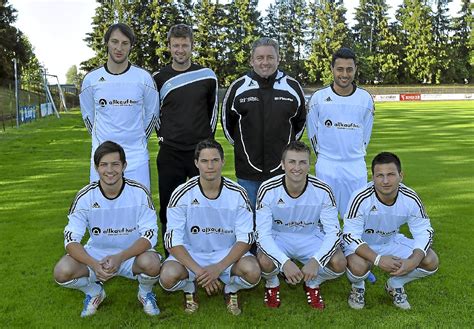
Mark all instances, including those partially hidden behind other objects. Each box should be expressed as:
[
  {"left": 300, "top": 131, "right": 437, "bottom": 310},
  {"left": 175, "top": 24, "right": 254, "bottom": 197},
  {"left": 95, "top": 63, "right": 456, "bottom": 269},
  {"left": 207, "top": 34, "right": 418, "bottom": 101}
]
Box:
[{"left": 0, "top": 101, "right": 473, "bottom": 327}]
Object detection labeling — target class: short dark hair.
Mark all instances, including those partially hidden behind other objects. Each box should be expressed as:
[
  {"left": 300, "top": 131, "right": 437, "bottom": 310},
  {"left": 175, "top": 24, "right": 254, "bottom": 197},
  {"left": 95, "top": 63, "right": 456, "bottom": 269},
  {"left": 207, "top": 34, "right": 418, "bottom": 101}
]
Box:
[
  {"left": 281, "top": 141, "right": 311, "bottom": 160},
  {"left": 194, "top": 139, "right": 224, "bottom": 161},
  {"left": 371, "top": 152, "right": 402, "bottom": 174},
  {"left": 251, "top": 37, "right": 279, "bottom": 57},
  {"left": 167, "top": 24, "right": 194, "bottom": 44},
  {"left": 94, "top": 141, "right": 126, "bottom": 167},
  {"left": 331, "top": 47, "right": 356, "bottom": 67},
  {"left": 104, "top": 23, "right": 136, "bottom": 46}
]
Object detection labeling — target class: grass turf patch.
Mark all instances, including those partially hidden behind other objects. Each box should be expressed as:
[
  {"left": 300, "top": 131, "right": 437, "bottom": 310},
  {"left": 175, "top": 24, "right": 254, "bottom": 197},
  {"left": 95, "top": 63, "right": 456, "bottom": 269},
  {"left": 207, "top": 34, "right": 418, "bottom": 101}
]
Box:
[{"left": 0, "top": 101, "right": 473, "bottom": 327}]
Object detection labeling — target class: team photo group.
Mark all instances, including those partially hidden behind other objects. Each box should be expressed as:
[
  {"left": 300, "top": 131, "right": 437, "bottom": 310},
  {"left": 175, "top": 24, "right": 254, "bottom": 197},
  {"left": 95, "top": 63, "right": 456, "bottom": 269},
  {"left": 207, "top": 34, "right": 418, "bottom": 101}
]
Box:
[{"left": 52, "top": 22, "right": 439, "bottom": 317}]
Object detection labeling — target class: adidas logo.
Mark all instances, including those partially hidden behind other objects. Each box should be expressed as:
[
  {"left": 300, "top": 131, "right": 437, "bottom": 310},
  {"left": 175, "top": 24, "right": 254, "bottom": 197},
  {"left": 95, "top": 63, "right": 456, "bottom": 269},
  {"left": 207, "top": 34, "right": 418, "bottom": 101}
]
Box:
[
  {"left": 249, "top": 80, "right": 255, "bottom": 86},
  {"left": 98, "top": 77, "right": 106, "bottom": 82},
  {"left": 325, "top": 96, "right": 332, "bottom": 102},
  {"left": 191, "top": 198, "right": 200, "bottom": 205},
  {"left": 92, "top": 202, "right": 101, "bottom": 208},
  {"left": 370, "top": 205, "right": 377, "bottom": 212},
  {"left": 277, "top": 198, "right": 285, "bottom": 205}
]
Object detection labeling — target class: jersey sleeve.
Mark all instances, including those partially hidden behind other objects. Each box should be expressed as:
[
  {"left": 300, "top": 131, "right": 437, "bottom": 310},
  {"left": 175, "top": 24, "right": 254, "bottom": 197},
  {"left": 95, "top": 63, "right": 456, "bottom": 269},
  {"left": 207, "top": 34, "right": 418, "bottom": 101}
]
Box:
[
  {"left": 143, "top": 73, "right": 160, "bottom": 139},
  {"left": 363, "top": 96, "right": 374, "bottom": 149},
  {"left": 291, "top": 80, "right": 307, "bottom": 140},
  {"left": 255, "top": 190, "right": 290, "bottom": 271},
  {"left": 137, "top": 192, "right": 158, "bottom": 248},
  {"left": 64, "top": 193, "right": 89, "bottom": 249},
  {"left": 79, "top": 76, "right": 94, "bottom": 134},
  {"left": 342, "top": 193, "right": 368, "bottom": 254},
  {"left": 312, "top": 188, "right": 341, "bottom": 268},
  {"left": 164, "top": 191, "right": 188, "bottom": 249},
  {"left": 221, "top": 80, "right": 240, "bottom": 145},
  {"left": 234, "top": 190, "right": 255, "bottom": 245},
  {"left": 306, "top": 93, "right": 319, "bottom": 154},
  {"left": 208, "top": 71, "right": 219, "bottom": 135},
  {"left": 406, "top": 193, "right": 434, "bottom": 256}
]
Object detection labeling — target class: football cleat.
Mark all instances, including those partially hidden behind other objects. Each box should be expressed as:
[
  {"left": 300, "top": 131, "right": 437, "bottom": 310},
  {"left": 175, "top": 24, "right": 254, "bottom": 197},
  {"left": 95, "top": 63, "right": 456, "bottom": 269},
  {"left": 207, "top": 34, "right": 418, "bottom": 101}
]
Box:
[
  {"left": 183, "top": 292, "right": 199, "bottom": 314},
  {"left": 264, "top": 286, "right": 281, "bottom": 308},
  {"left": 385, "top": 282, "right": 411, "bottom": 310},
  {"left": 138, "top": 292, "right": 160, "bottom": 316},
  {"left": 80, "top": 288, "right": 106, "bottom": 317},
  {"left": 348, "top": 287, "right": 365, "bottom": 309},
  {"left": 304, "top": 284, "right": 325, "bottom": 310},
  {"left": 225, "top": 293, "right": 241, "bottom": 315}
]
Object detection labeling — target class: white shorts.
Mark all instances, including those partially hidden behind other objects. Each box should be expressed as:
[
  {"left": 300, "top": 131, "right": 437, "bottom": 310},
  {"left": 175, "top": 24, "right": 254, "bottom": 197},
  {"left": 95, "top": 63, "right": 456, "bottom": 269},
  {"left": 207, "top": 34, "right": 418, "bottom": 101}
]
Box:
[
  {"left": 90, "top": 159, "right": 151, "bottom": 191},
  {"left": 272, "top": 232, "right": 325, "bottom": 265},
  {"left": 316, "top": 158, "right": 367, "bottom": 216},
  {"left": 85, "top": 247, "right": 159, "bottom": 280},
  {"left": 164, "top": 248, "right": 252, "bottom": 285},
  {"left": 343, "top": 234, "right": 415, "bottom": 259}
]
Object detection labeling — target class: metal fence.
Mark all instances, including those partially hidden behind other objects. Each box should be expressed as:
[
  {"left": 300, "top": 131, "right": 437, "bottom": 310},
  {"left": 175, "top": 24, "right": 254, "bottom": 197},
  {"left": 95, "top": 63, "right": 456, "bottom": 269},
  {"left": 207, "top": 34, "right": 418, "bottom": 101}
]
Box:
[{"left": 0, "top": 80, "right": 79, "bottom": 131}]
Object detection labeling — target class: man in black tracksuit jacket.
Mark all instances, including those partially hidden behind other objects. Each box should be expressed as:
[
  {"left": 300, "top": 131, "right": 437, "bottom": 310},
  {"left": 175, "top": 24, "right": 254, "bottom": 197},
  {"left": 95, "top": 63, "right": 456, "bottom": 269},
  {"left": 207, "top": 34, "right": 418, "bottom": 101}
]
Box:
[{"left": 222, "top": 37, "right": 306, "bottom": 210}]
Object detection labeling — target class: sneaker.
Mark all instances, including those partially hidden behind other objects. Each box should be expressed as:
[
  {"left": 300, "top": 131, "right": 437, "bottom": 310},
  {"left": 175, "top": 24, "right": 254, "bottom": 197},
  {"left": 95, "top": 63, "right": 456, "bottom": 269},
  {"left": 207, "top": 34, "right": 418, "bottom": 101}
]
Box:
[
  {"left": 183, "top": 292, "right": 199, "bottom": 314},
  {"left": 303, "top": 284, "right": 325, "bottom": 310},
  {"left": 348, "top": 287, "right": 365, "bottom": 309},
  {"left": 385, "top": 282, "right": 411, "bottom": 310},
  {"left": 80, "top": 288, "right": 106, "bottom": 317},
  {"left": 225, "top": 293, "right": 241, "bottom": 315},
  {"left": 264, "top": 286, "right": 281, "bottom": 308},
  {"left": 138, "top": 292, "right": 160, "bottom": 316}
]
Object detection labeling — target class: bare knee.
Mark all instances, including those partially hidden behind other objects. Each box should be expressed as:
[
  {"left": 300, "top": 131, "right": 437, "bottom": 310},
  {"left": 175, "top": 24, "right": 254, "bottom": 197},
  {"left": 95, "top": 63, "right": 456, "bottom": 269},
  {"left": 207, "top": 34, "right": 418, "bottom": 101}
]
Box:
[
  {"left": 347, "top": 254, "right": 370, "bottom": 276},
  {"left": 134, "top": 252, "right": 161, "bottom": 276},
  {"left": 159, "top": 261, "right": 187, "bottom": 290},
  {"left": 234, "top": 256, "right": 261, "bottom": 284},
  {"left": 327, "top": 249, "right": 347, "bottom": 273},
  {"left": 53, "top": 255, "right": 87, "bottom": 283},
  {"left": 420, "top": 249, "right": 439, "bottom": 271},
  {"left": 257, "top": 251, "right": 276, "bottom": 273}
]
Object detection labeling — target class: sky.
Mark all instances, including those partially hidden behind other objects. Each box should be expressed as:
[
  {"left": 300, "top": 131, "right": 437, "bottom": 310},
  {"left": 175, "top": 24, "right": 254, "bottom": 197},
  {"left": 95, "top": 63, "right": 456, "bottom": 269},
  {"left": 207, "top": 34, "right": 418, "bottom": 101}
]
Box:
[{"left": 10, "top": 0, "right": 462, "bottom": 84}]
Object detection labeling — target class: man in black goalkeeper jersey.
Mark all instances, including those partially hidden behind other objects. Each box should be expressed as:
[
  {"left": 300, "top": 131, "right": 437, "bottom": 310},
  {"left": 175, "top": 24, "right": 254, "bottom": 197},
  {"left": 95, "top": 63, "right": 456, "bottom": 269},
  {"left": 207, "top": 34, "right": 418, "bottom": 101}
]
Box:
[{"left": 152, "top": 24, "right": 218, "bottom": 253}]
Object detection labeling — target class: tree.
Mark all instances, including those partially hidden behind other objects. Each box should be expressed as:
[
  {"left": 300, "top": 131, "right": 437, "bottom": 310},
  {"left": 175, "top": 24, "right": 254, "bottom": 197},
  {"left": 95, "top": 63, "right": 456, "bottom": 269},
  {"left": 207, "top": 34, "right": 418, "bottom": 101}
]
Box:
[
  {"left": 451, "top": 0, "right": 473, "bottom": 83},
  {"left": 222, "top": 0, "right": 261, "bottom": 86},
  {"left": 65, "top": 65, "right": 83, "bottom": 89},
  {"left": 306, "top": 0, "right": 350, "bottom": 85},
  {"left": 19, "top": 35, "right": 42, "bottom": 92},
  {"left": 0, "top": 0, "right": 29, "bottom": 83},
  {"left": 431, "top": 0, "right": 453, "bottom": 83},
  {"left": 352, "top": 0, "right": 400, "bottom": 84},
  {"left": 395, "top": 0, "right": 436, "bottom": 83}
]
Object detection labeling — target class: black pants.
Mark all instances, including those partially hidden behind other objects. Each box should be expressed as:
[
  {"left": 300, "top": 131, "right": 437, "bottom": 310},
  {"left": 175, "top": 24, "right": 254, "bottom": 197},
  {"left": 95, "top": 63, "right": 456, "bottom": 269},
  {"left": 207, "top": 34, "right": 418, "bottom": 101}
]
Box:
[{"left": 157, "top": 144, "right": 198, "bottom": 256}]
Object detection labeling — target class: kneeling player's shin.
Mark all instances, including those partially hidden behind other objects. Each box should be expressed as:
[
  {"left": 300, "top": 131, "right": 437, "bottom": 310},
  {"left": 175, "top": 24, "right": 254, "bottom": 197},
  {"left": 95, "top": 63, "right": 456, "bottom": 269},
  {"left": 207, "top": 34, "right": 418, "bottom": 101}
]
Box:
[
  {"left": 262, "top": 267, "right": 280, "bottom": 288},
  {"left": 346, "top": 268, "right": 369, "bottom": 289},
  {"left": 388, "top": 267, "right": 438, "bottom": 289},
  {"left": 308, "top": 267, "right": 344, "bottom": 288},
  {"left": 56, "top": 275, "right": 102, "bottom": 296},
  {"left": 138, "top": 273, "right": 159, "bottom": 295},
  {"left": 225, "top": 276, "right": 261, "bottom": 294}
]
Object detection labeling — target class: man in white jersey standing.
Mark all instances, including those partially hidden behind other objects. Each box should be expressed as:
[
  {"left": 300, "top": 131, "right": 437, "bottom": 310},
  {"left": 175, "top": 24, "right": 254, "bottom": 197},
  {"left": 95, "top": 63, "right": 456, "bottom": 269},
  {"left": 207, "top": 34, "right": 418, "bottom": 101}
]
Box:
[
  {"left": 159, "top": 139, "right": 260, "bottom": 315},
  {"left": 343, "top": 152, "right": 438, "bottom": 310},
  {"left": 80, "top": 23, "right": 159, "bottom": 190},
  {"left": 256, "top": 141, "right": 346, "bottom": 310},
  {"left": 307, "top": 47, "right": 374, "bottom": 217},
  {"left": 53, "top": 141, "right": 161, "bottom": 317}
]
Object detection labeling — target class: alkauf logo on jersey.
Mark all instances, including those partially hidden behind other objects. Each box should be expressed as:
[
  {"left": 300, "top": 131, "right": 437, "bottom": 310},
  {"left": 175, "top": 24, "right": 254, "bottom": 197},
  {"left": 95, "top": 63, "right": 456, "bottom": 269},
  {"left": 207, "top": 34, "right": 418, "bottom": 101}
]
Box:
[
  {"left": 190, "top": 225, "right": 234, "bottom": 235},
  {"left": 325, "top": 119, "right": 360, "bottom": 130},
  {"left": 98, "top": 98, "right": 139, "bottom": 107},
  {"left": 91, "top": 226, "right": 137, "bottom": 236},
  {"left": 364, "top": 228, "right": 397, "bottom": 237}
]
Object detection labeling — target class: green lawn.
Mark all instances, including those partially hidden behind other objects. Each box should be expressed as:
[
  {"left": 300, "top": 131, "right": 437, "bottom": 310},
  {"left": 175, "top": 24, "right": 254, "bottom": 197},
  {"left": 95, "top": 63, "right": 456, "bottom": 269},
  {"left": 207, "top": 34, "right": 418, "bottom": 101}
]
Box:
[{"left": 0, "top": 101, "right": 473, "bottom": 327}]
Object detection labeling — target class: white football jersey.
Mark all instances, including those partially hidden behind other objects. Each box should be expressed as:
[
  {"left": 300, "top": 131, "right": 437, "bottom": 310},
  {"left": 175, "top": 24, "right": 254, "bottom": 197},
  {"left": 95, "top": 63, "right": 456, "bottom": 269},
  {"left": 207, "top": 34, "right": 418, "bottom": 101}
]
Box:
[
  {"left": 256, "top": 174, "right": 341, "bottom": 269},
  {"left": 343, "top": 182, "right": 434, "bottom": 255},
  {"left": 80, "top": 64, "right": 160, "bottom": 171},
  {"left": 164, "top": 176, "right": 254, "bottom": 253},
  {"left": 307, "top": 84, "right": 374, "bottom": 161},
  {"left": 64, "top": 178, "right": 158, "bottom": 254}
]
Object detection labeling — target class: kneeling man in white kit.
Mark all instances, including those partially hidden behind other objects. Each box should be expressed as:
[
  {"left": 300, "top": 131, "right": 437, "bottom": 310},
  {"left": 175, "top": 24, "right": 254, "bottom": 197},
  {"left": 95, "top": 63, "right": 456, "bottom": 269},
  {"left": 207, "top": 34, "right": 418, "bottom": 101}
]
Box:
[
  {"left": 159, "top": 139, "right": 260, "bottom": 316},
  {"left": 343, "top": 152, "right": 439, "bottom": 310},
  {"left": 53, "top": 141, "right": 161, "bottom": 317},
  {"left": 256, "top": 141, "right": 346, "bottom": 309}
]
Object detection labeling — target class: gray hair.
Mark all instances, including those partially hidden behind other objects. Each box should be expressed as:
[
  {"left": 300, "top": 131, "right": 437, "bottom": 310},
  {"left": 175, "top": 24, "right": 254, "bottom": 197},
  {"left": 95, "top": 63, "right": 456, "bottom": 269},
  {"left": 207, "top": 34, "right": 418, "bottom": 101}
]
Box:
[{"left": 251, "top": 37, "right": 279, "bottom": 57}]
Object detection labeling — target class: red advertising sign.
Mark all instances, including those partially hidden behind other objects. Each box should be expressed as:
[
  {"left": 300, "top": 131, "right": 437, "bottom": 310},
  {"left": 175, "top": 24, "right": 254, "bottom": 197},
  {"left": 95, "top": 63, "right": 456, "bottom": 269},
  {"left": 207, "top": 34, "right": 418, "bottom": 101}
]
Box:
[{"left": 400, "top": 93, "right": 421, "bottom": 101}]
